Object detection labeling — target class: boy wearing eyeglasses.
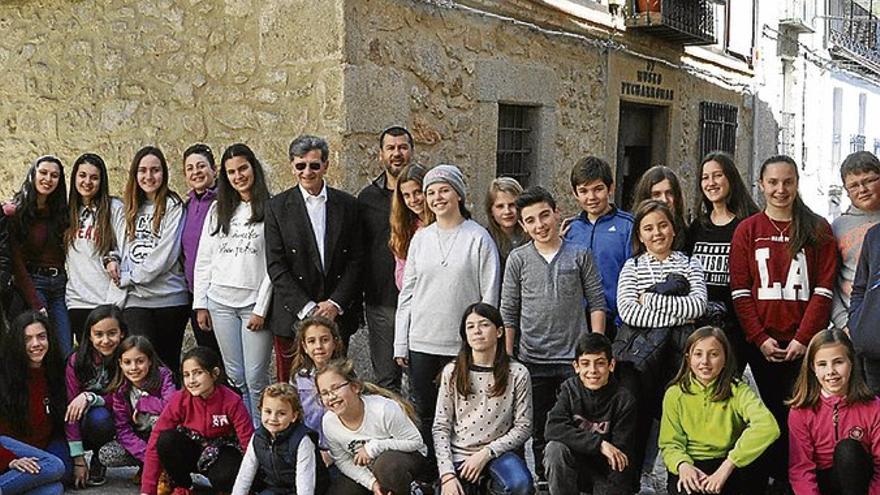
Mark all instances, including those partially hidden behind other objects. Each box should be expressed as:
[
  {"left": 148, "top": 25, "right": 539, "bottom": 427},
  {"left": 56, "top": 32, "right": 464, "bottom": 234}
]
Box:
[
  {"left": 832, "top": 151, "right": 880, "bottom": 337},
  {"left": 264, "top": 135, "right": 364, "bottom": 382}
]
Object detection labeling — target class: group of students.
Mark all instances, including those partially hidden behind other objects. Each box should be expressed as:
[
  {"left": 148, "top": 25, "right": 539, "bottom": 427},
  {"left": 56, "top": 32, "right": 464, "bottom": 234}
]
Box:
[{"left": 0, "top": 125, "right": 879, "bottom": 495}]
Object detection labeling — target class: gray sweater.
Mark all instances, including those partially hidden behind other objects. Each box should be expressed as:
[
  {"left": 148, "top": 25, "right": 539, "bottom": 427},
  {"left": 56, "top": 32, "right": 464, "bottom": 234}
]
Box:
[
  {"left": 394, "top": 219, "right": 501, "bottom": 357},
  {"left": 831, "top": 206, "right": 880, "bottom": 329},
  {"left": 500, "top": 241, "right": 607, "bottom": 365}
]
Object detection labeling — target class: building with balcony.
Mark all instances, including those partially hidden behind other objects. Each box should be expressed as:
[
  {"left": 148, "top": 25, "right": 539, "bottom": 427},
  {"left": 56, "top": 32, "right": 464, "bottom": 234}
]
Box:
[
  {"left": 0, "top": 0, "right": 757, "bottom": 219},
  {"left": 752, "top": 0, "right": 880, "bottom": 219}
]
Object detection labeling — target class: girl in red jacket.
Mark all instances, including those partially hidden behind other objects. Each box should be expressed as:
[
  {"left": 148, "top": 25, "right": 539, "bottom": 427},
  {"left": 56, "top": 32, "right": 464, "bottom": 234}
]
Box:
[
  {"left": 729, "top": 155, "right": 838, "bottom": 490},
  {"left": 140, "top": 346, "right": 254, "bottom": 495},
  {"left": 788, "top": 329, "right": 880, "bottom": 494}
]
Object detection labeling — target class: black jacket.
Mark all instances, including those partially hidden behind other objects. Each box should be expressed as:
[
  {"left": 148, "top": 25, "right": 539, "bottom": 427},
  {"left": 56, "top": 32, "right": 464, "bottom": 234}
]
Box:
[
  {"left": 356, "top": 174, "right": 398, "bottom": 307},
  {"left": 545, "top": 374, "right": 638, "bottom": 490},
  {"left": 253, "top": 422, "right": 329, "bottom": 495},
  {"left": 265, "top": 185, "right": 363, "bottom": 338}
]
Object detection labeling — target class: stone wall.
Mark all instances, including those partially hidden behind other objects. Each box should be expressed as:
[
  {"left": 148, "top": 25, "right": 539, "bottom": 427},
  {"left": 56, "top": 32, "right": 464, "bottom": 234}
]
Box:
[
  {"left": 0, "top": 0, "right": 347, "bottom": 196},
  {"left": 0, "top": 0, "right": 753, "bottom": 218},
  {"left": 342, "top": 0, "right": 753, "bottom": 217}
]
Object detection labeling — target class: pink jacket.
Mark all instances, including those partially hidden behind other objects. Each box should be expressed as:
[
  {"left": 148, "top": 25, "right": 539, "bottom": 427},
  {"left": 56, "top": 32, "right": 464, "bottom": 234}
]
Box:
[
  {"left": 140, "top": 385, "right": 254, "bottom": 495},
  {"left": 111, "top": 366, "right": 176, "bottom": 462},
  {"left": 789, "top": 394, "right": 880, "bottom": 494}
]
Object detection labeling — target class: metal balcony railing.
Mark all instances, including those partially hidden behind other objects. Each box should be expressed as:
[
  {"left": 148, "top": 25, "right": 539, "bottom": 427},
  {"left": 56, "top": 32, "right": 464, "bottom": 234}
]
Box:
[
  {"left": 626, "top": 0, "right": 715, "bottom": 46},
  {"left": 827, "top": 0, "right": 880, "bottom": 76}
]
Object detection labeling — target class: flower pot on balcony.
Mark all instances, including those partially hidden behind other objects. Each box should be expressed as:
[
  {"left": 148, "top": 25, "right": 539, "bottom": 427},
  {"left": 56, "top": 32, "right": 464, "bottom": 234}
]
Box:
[{"left": 637, "top": 0, "right": 661, "bottom": 13}]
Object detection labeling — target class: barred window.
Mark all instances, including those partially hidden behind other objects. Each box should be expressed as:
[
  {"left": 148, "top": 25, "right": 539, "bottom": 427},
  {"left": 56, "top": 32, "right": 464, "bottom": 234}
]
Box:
[
  {"left": 496, "top": 104, "right": 537, "bottom": 186},
  {"left": 699, "top": 102, "right": 738, "bottom": 157}
]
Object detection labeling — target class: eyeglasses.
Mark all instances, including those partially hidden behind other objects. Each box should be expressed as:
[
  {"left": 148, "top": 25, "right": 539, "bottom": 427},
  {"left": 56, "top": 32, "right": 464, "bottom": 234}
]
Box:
[
  {"left": 294, "top": 161, "right": 323, "bottom": 171},
  {"left": 319, "top": 381, "right": 350, "bottom": 400},
  {"left": 845, "top": 175, "right": 880, "bottom": 193}
]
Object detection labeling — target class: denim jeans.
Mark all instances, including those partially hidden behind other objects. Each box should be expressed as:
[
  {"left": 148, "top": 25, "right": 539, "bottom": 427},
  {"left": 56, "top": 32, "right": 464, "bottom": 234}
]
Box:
[
  {"left": 31, "top": 272, "right": 72, "bottom": 356},
  {"left": 207, "top": 298, "right": 272, "bottom": 427},
  {"left": 81, "top": 406, "right": 115, "bottom": 451},
  {"left": 453, "top": 452, "right": 534, "bottom": 495},
  {"left": 0, "top": 436, "right": 65, "bottom": 495}
]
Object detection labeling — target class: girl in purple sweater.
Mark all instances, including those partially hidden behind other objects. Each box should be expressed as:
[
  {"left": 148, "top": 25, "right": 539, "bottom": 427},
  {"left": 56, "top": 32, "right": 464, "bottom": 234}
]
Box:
[
  {"left": 98, "top": 336, "right": 175, "bottom": 481},
  {"left": 290, "top": 316, "right": 346, "bottom": 467},
  {"left": 64, "top": 305, "right": 127, "bottom": 487}
]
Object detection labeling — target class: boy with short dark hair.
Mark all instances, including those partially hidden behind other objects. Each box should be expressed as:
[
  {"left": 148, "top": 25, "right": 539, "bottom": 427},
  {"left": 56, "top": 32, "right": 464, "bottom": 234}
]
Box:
[
  {"left": 544, "top": 333, "right": 637, "bottom": 495},
  {"left": 501, "top": 186, "right": 607, "bottom": 486},
  {"left": 564, "top": 156, "right": 634, "bottom": 333}
]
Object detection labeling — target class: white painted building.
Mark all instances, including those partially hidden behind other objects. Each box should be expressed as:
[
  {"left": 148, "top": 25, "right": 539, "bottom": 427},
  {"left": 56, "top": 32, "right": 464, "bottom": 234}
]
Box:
[{"left": 752, "top": 0, "right": 880, "bottom": 219}]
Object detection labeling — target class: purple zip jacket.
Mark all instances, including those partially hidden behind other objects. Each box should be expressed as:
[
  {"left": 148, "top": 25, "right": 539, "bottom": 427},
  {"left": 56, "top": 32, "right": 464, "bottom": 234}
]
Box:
[
  {"left": 181, "top": 188, "right": 216, "bottom": 292},
  {"left": 111, "top": 367, "right": 176, "bottom": 462}
]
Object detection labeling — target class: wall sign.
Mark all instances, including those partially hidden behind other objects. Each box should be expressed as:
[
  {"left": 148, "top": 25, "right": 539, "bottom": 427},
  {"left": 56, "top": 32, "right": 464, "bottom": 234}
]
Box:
[{"left": 620, "top": 61, "right": 674, "bottom": 101}]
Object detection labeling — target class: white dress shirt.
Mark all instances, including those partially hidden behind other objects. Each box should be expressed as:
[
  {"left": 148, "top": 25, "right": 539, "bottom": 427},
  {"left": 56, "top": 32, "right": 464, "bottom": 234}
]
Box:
[{"left": 297, "top": 183, "right": 337, "bottom": 318}]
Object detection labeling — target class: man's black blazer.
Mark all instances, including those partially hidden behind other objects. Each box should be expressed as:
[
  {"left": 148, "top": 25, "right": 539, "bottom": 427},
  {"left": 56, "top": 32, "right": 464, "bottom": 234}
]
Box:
[{"left": 265, "top": 184, "right": 363, "bottom": 339}]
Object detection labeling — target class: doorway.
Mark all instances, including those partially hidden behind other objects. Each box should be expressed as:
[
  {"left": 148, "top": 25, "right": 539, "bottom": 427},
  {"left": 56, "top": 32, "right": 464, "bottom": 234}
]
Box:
[{"left": 616, "top": 102, "right": 669, "bottom": 210}]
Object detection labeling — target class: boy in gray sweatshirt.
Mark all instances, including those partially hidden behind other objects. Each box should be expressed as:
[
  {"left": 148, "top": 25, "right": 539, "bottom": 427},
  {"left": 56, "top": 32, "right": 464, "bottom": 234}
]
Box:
[
  {"left": 832, "top": 151, "right": 880, "bottom": 332},
  {"left": 500, "top": 186, "right": 606, "bottom": 485}
]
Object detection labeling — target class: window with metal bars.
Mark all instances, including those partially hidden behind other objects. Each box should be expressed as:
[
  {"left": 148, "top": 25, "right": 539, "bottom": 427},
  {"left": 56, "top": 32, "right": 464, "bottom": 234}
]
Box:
[
  {"left": 699, "top": 101, "right": 738, "bottom": 157},
  {"left": 496, "top": 104, "right": 536, "bottom": 186}
]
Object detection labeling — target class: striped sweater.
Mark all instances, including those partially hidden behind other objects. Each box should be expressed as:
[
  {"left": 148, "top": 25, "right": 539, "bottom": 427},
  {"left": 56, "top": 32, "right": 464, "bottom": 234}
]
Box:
[{"left": 617, "top": 251, "right": 707, "bottom": 328}]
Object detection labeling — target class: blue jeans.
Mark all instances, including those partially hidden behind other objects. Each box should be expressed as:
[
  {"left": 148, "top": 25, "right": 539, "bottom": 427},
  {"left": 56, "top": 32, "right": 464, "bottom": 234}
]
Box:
[
  {"left": 453, "top": 452, "right": 534, "bottom": 495},
  {"left": 207, "top": 299, "right": 272, "bottom": 427},
  {"left": 0, "top": 436, "right": 65, "bottom": 495},
  {"left": 31, "top": 273, "right": 72, "bottom": 357},
  {"left": 81, "top": 406, "right": 115, "bottom": 451}
]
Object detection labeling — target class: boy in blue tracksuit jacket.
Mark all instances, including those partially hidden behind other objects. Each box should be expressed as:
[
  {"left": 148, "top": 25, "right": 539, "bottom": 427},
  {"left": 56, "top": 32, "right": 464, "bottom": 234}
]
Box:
[{"left": 564, "top": 156, "right": 633, "bottom": 333}]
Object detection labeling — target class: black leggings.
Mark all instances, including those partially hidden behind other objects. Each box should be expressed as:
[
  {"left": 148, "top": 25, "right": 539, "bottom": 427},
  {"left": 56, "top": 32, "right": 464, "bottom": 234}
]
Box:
[
  {"left": 816, "top": 438, "right": 873, "bottom": 495},
  {"left": 124, "top": 305, "right": 189, "bottom": 379},
  {"left": 155, "top": 429, "right": 242, "bottom": 492}
]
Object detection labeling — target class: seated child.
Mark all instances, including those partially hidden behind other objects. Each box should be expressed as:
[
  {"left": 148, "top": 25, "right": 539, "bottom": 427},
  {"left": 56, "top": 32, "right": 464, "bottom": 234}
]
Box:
[
  {"left": 433, "top": 303, "right": 533, "bottom": 495},
  {"left": 98, "top": 336, "right": 175, "bottom": 478},
  {"left": 232, "top": 383, "right": 329, "bottom": 495},
  {"left": 544, "top": 333, "right": 638, "bottom": 495},
  {"left": 139, "top": 347, "right": 254, "bottom": 495},
  {"left": 660, "top": 326, "right": 779, "bottom": 495},
  {"left": 788, "top": 329, "right": 880, "bottom": 494},
  {"left": 317, "top": 359, "right": 431, "bottom": 495}
]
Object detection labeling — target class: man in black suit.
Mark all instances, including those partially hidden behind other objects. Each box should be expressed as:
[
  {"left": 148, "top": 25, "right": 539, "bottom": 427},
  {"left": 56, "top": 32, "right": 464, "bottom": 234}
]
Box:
[{"left": 265, "top": 135, "right": 363, "bottom": 382}]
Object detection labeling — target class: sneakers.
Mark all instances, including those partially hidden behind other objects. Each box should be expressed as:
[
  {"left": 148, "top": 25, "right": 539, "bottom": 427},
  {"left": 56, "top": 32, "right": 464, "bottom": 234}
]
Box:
[{"left": 86, "top": 455, "right": 106, "bottom": 487}]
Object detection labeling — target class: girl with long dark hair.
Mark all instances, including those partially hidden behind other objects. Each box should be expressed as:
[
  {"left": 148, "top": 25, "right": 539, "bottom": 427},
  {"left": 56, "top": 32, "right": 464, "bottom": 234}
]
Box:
[
  {"left": 4, "top": 155, "right": 72, "bottom": 355},
  {"left": 64, "top": 154, "right": 126, "bottom": 338},
  {"left": 433, "top": 302, "right": 533, "bottom": 495},
  {"left": 729, "top": 154, "right": 838, "bottom": 491},
  {"left": 117, "top": 146, "right": 189, "bottom": 376},
  {"left": 686, "top": 151, "right": 759, "bottom": 374},
  {"left": 64, "top": 305, "right": 127, "bottom": 487},
  {"left": 0, "top": 311, "right": 71, "bottom": 494},
  {"left": 193, "top": 143, "right": 273, "bottom": 426}
]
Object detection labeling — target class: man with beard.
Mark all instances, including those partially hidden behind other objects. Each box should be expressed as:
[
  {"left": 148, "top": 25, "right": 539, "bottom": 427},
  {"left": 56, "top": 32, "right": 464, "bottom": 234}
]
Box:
[{"left": 356, "top": 126, "right": 414, "bottom": 392}]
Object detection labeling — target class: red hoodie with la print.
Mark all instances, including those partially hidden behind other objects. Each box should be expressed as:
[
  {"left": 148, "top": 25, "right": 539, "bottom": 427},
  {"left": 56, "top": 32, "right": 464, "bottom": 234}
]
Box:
[{"left": 729, "top": 213, "right": 838, "bottom": 346}]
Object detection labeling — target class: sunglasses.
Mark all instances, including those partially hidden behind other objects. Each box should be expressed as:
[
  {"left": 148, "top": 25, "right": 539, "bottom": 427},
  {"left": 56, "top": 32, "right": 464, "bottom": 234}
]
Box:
[{"left": 294, "top": 161, "right": 324, "bottom": 171}]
